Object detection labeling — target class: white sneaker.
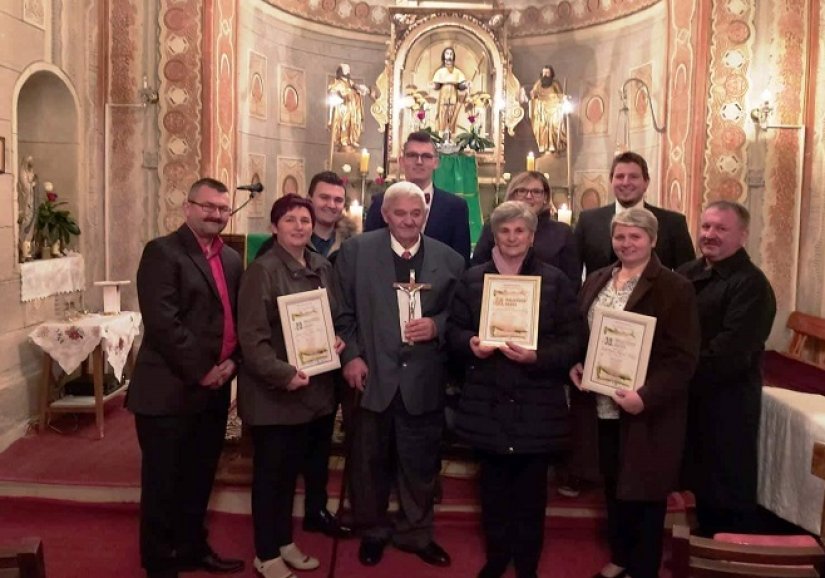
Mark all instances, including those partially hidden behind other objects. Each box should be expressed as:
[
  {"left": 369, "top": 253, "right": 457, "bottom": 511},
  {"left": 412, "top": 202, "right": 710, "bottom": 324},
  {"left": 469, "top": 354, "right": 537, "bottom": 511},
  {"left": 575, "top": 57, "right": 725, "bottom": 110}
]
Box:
[
  {"left": 253, "top": 556, "right": 295, "bottom": 578},
  {"left": 279, "top": 542, "right": 320, "bottom": 571}
]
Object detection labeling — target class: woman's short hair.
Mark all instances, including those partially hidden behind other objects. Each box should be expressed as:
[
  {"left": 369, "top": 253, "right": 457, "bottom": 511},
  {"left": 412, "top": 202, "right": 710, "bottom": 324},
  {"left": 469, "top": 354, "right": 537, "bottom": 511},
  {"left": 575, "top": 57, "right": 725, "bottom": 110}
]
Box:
[
  {"left": 383, "top": 181, "right": 426, "bottom": 209},
  {"left": 611, "top": 207, "right": 658, "bottom": 242},
  {"left": 270, "top": 193, "right": 316, "bottom": 228},
  {"left": 490, "top": 201, "right": 538, "bottom": 234},
  {"left": 505, "top": 171, "right": 551, "bottom": 201}
]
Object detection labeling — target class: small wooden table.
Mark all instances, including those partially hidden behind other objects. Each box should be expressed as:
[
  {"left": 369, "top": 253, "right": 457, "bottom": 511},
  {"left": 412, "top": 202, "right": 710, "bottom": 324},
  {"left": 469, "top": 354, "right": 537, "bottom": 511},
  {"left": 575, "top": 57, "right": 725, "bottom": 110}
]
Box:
[{"left": 30, "top": 312, "right": 141, "bottom": 439}]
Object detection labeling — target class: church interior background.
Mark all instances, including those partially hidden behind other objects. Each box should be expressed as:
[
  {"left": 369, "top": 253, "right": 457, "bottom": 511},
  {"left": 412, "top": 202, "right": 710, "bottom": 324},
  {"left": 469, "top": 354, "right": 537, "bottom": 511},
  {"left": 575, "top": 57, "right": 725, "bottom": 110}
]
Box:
[{"left": 1, "top": 0, "right": 825, "bottom": 447}]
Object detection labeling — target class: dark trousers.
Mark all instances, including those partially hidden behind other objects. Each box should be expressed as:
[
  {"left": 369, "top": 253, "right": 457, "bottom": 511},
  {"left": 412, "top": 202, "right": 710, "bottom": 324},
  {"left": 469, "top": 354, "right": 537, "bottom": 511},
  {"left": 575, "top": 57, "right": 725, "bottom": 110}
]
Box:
[
  {"left": 478, "top": 451, "right": 550, "bottom": 578},
  {"left": 350, "top": 393, "right": 443, "bottom": 549},
  {"left": 301, "top": 412, "right": 335, "bottom": 515},
  {"left": 135, "top": 408, "right": 228, "bottom": 572},
  {"left": 599, "top": 419, "right": 667, "bottom": 578},
  {"left": 251, "top": 414, "right": 333, "bottom": 560},
  {"left": 694, "top": 503, "right": 755, "bottom": 537}
]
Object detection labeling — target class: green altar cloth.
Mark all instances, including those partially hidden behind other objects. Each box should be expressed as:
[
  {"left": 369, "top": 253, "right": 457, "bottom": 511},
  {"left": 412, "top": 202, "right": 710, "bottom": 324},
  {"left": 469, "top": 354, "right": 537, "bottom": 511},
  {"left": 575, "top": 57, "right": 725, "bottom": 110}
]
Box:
[{"left": 433, "top": 154, "right": 483, "bottom": 246}]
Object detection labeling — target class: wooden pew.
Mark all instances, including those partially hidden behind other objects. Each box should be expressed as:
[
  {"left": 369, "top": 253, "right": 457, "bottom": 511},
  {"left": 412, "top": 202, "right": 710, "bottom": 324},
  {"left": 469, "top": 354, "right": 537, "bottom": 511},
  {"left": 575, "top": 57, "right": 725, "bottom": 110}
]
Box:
[
  {"left": 0, "top": 538, "right": 46, "bottom": 578},
  {"left": 813, "top": 441, "right": 825, "bottom": 543}
]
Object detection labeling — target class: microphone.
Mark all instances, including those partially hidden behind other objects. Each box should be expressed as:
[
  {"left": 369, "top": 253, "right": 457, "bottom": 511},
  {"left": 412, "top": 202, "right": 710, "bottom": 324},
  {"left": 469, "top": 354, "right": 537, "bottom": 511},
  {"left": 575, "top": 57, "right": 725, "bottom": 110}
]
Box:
[
  {"left": 236, "top": 182, "right": 264, "bottom": 195},
  {"left": 230, "top": 182, "right": 265, "bottom": 216}
]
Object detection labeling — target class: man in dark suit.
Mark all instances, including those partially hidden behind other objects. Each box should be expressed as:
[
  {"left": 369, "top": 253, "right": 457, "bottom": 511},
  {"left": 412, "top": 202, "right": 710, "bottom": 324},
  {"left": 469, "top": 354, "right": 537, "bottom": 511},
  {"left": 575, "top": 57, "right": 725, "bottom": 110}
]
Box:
[
  {"left": 679, "top": 201, "right": 776, "bottom": 536},
  {"left": 575, "top": 151, "right": 695, "bottom": 276},
  {"left": 127, "top": 178, "right": 244, "bottom": 578},
  {"left": 335, "top": 182, "right": 465, "bottom": 569},
  {"left": 364, "top": 131, "right": 471, "bottom": 265}
]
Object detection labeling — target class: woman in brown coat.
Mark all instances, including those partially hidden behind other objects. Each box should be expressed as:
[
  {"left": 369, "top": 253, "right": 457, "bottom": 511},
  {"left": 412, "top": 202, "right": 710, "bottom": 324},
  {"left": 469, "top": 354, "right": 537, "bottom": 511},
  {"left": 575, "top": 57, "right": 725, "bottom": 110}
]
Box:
[{"left": 569, "top": 207, "right": 699, "bottom": 578}]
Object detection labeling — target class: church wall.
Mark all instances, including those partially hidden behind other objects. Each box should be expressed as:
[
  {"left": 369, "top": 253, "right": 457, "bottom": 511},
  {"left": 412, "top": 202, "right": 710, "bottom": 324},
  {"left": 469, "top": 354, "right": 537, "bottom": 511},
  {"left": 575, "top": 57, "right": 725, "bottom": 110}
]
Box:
[
  {"left": 235, "top": 4, "right": 386, "bottom": 233},
  {"left": 507, "top": 2, "right": 668, "bottom": 208},
  {"left": 0, "top": 2, "right": 104, "bottom": 448}
]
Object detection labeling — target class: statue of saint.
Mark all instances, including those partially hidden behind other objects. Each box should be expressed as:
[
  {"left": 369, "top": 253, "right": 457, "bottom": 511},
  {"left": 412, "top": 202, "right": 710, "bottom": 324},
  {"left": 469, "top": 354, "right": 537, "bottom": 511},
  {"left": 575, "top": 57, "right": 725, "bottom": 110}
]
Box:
[
  {"left": 328, "top": 63, "right": 368, "bottom": 149},
  {"left": 431, "top": 47, "right": 469, "bottom": 138},
  {"left": 17, "top": 155, "right": 37, "bottom": 261},
  {"left": 529, "top": 65, "right": 567, "bottom": 154}
]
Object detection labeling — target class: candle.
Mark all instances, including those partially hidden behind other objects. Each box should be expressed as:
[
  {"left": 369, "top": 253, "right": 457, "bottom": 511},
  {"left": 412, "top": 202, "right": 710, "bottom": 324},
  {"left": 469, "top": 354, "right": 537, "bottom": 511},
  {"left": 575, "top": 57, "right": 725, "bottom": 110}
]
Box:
[
  {"left": 557, "top": 203, "right": 572, "bottom": 225},
  {"left": 359, "top": 149, "right": 370, "bottom": 173},
  {"left": 349, "top": 200, "right": 364, "bottom": 231},
  {"left": 526, "top": 152, "right": 535, "bottom": 171}
]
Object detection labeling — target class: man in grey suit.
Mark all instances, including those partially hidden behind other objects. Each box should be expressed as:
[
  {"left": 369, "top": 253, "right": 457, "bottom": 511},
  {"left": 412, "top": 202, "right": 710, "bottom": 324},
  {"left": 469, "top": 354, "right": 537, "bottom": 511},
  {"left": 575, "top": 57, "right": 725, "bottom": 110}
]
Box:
[
  {"left": 575, "top": 151, "right": 695, "bottom": 277},
  {"left": 335, "top": 182, "right": 464, "bottom": 568}
]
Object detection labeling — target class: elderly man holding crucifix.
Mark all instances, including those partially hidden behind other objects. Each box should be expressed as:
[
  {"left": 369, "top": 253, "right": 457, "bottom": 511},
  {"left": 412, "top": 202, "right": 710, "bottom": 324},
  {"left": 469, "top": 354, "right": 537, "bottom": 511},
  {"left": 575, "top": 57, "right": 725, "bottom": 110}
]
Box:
[{"left": 334, "top": 181, "right": 465, "bottom": 569}]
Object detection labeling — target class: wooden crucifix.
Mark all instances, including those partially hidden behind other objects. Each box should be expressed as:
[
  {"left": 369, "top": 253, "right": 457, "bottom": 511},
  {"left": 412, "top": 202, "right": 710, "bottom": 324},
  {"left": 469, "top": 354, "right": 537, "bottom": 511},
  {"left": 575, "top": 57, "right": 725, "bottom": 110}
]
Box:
[{"left": 393, "top": 270, "right": 431, "bottom": 344}]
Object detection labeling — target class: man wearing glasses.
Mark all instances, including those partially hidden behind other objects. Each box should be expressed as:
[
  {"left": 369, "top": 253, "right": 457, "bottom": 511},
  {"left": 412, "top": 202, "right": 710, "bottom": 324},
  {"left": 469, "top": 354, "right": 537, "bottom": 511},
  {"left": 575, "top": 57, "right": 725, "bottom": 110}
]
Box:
[
  {"left": 365, "top": 131, "right": 471, "bottom": 265},
  {"left": 127, "top": 178, "right": 244, "bottom": 578},
  {"left": 575, "top": 151, "right": 695, "bottom": 277}
]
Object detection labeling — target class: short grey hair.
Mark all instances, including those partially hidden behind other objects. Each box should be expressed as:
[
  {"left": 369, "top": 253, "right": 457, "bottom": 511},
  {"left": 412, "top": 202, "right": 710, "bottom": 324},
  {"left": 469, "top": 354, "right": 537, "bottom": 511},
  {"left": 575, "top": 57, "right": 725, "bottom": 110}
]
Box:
[
  {"left": 383, "top": 181, "right": 426, "bottom": 209},
  {"left": 705, "top": 200, "right": 750, "bottom": 229},
  {"left": 490, "top": 201, "right": 538, "bottom": 234},
  {"left": 611, "top": 207, "right": 658, "bottom": 242}
]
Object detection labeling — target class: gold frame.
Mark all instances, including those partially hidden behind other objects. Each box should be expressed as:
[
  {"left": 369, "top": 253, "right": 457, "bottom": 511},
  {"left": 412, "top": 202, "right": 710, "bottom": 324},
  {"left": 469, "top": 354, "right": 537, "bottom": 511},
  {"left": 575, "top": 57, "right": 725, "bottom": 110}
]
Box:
[
  {"left": 276, "top": 288, "right": 340, "bottom": 377},
  {"left": 478, "top": 274, "right": 541, "bottom": 350},
  {"left": 582, "top": 307, "right": 657, "bottom": 396}
]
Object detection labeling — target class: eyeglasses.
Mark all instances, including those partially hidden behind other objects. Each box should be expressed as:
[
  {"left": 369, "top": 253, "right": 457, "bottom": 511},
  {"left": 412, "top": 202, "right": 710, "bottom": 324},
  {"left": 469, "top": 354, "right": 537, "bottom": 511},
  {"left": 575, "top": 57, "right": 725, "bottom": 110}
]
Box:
[
  {"left": 510, "top": 187, "right": 546, "bottom": 199},
  {"left": 403, "top": 152, "right": 436, "bottom": 162},
  {"left": 188, "top": 199, "right": 232, "bottom": 215}
]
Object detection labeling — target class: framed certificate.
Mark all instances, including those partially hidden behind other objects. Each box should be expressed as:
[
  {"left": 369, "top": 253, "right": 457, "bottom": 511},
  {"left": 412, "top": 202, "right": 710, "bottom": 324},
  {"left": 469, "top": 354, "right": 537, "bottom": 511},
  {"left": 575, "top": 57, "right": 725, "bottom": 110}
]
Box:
[
  {"left": 582, "top": 307, "right": 657, "bottom": 396},
  {"left": 276, "top": 288, "right": 340, "bottom": 377},
  {"left": 478, "top": 274, "right": 541, "bottom": 350}
]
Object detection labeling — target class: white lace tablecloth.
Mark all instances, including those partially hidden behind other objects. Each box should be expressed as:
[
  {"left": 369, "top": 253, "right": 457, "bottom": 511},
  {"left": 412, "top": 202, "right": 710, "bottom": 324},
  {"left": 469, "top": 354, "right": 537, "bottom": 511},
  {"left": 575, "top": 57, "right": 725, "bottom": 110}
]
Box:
[
  {"left": 28, "top": 312, "right": 142, "bottom": 381},
  {"left": 758, "top": 386, "right": 825, "bottom": 534},
  {"left": 20, "top": 253, "right": 85, "bottom": 302}
]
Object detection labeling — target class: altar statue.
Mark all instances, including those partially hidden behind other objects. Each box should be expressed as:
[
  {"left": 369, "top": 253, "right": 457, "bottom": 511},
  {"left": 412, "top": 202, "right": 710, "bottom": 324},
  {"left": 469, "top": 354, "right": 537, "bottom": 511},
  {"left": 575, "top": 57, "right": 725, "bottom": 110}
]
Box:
[
  {"left": 529, "top": 65, "right": 567, "bottom": 154},
  {"left": 328, "top": 63, "right": 368, "bottom": 149},
  {"left": 17, "top": 155, "right": 37, "bottom": 261},
  {"left": 431, "top": 47, "right": 469, "bottom": 137}
]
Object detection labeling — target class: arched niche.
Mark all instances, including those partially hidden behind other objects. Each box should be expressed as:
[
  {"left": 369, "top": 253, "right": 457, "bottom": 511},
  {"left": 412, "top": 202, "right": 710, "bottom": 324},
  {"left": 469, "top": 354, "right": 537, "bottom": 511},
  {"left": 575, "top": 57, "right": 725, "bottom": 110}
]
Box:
[{"left": 13, "top": 64, "right": 81, "bottom": 262}]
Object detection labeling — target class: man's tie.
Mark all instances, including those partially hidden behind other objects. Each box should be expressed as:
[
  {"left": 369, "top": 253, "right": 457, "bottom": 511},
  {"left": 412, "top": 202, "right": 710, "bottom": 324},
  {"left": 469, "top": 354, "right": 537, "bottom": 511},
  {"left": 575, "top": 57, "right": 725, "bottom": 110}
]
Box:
[
  {"left": 402, "top": 250, "right": 412, "bottom": 260},
  {"left": 424, "top": 192, "right": 431, "bottom": 204}
]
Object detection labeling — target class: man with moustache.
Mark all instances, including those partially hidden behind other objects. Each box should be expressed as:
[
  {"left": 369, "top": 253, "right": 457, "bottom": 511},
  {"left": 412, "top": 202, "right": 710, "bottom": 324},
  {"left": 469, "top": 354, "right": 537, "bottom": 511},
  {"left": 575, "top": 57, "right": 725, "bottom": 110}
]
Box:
[
  {"left": 127, "top": 178, "right": 244, "bottom": 578},
  {"left": 575, "top": 151, "right": 695, "bottom": 277},
  {"left": 365, "top": 131, "right": 471, "bottom": 265},
  {"left": 679, "top": 201, "right": 776, "bottom": 536},
  {"left": 336, "top": 182, "right": 464, "bottom": 568}
]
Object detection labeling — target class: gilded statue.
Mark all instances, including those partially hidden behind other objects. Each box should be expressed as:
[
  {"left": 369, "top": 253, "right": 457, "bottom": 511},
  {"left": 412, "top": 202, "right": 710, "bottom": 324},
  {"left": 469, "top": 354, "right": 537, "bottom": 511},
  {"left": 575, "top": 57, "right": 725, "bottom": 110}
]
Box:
[
  {"left": 528, "top": 65, "right": 567, "bottom": 154},
  {"left": 328, "top": 63, "right": 368, "bottom": 149},
  {"left": 431, "top": 47, "right": 469, "bottom": 138}
]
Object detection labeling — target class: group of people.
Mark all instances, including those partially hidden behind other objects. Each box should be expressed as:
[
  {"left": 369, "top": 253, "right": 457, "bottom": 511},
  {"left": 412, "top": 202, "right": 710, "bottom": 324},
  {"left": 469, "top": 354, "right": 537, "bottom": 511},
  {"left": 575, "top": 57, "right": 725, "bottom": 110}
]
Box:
[{"left": 127, "top": 135, "right": 777, "bottom": 578}]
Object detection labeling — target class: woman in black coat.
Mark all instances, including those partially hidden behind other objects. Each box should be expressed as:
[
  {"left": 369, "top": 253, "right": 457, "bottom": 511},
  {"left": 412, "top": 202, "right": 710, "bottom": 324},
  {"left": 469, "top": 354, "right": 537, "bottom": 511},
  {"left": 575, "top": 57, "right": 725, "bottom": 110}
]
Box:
[
  {"left": 471, "top": 171, "right": 581, "bottom": 288},
  {"left": 447, "top": 201, "right": 582, "bottom": 578}
]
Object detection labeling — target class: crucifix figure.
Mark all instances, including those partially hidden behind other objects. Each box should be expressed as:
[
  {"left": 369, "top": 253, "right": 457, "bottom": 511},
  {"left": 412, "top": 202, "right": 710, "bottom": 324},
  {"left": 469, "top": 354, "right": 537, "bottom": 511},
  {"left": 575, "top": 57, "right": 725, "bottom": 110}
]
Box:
[{"left": 393, "top": 269, "right": 431, "bottom": 344}]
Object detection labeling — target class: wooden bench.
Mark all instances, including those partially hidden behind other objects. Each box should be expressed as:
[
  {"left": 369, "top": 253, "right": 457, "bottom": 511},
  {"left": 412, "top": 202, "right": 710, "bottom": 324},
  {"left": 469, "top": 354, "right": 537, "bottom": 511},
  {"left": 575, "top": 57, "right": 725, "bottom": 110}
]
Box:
[
  {"left": 763, "top": 311, "right": 825, "bottom": 395},
  {"left": 0, "top": 538, "right": 46, "bottom": 578}
]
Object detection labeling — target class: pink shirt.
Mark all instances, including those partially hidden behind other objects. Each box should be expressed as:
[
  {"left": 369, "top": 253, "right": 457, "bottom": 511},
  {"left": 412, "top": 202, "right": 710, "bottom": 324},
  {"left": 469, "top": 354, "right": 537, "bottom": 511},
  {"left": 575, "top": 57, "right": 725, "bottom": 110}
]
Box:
[{"left": 202, "top": 236, "right": 238, "bottom": 362}]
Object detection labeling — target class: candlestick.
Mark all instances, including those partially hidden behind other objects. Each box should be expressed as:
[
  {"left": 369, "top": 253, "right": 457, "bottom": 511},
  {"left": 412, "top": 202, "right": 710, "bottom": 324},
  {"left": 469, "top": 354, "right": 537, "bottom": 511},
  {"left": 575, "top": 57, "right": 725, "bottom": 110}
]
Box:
[
  {"left": 526, "top": 152, "right": 535, "bottom": 172},
  {"left": 557, "top": 203, "right": 572, "bottom": 226},
  {"left": 349, "top": 200, "right": 364, "bottom": 232},
  {"left": 359, "top": 148, "right": 370, "bottom": 173}
]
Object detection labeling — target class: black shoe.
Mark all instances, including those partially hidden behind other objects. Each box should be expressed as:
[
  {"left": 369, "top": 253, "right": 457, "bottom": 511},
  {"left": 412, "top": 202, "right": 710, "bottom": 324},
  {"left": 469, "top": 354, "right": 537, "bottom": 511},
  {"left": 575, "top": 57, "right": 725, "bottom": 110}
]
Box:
[
  {"left": 303, "top": 508, "right": 354, "bottom": 538},
  {"left": 358, "top": 539, "right": 386, "bottom": 566},
  {"left": 395, "top": 541, "right": 451, "bottom": 567},
  {"left": 477, "top": 558, "right": 509, "bottom": 578},
  {"left": 177, "top": 550, "right": 245, "bottom": 574}
]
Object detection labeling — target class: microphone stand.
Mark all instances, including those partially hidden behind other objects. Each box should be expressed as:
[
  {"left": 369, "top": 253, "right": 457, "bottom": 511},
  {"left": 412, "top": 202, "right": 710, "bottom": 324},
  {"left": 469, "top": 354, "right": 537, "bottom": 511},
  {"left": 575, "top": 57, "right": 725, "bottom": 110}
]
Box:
[{"left": 230, "top": 191, "right": 258, "bottom": 216}]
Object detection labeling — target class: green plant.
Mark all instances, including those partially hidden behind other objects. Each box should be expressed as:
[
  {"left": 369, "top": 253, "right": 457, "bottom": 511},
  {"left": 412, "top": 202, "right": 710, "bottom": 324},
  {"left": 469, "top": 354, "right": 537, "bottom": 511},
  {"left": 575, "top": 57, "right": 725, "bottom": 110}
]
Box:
[
  {"left": 455, "top": 124, "right": 494, "bottom": 153},
  {"left": 34, "top": 193, "right": 81, "bottom": 252}
]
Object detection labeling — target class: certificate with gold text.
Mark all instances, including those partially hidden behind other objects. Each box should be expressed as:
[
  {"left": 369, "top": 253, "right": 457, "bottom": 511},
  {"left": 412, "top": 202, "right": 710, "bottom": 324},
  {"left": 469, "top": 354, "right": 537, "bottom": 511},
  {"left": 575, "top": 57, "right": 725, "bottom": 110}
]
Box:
[
  {"left": 582, "top": 307, "right": 656, "bottom": 395},
  {"left": 276, "top": 288, "right": 340, "bottom": 377},
  {"left": 479, "top": 274, "right": 541, "bottom": 350}
]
